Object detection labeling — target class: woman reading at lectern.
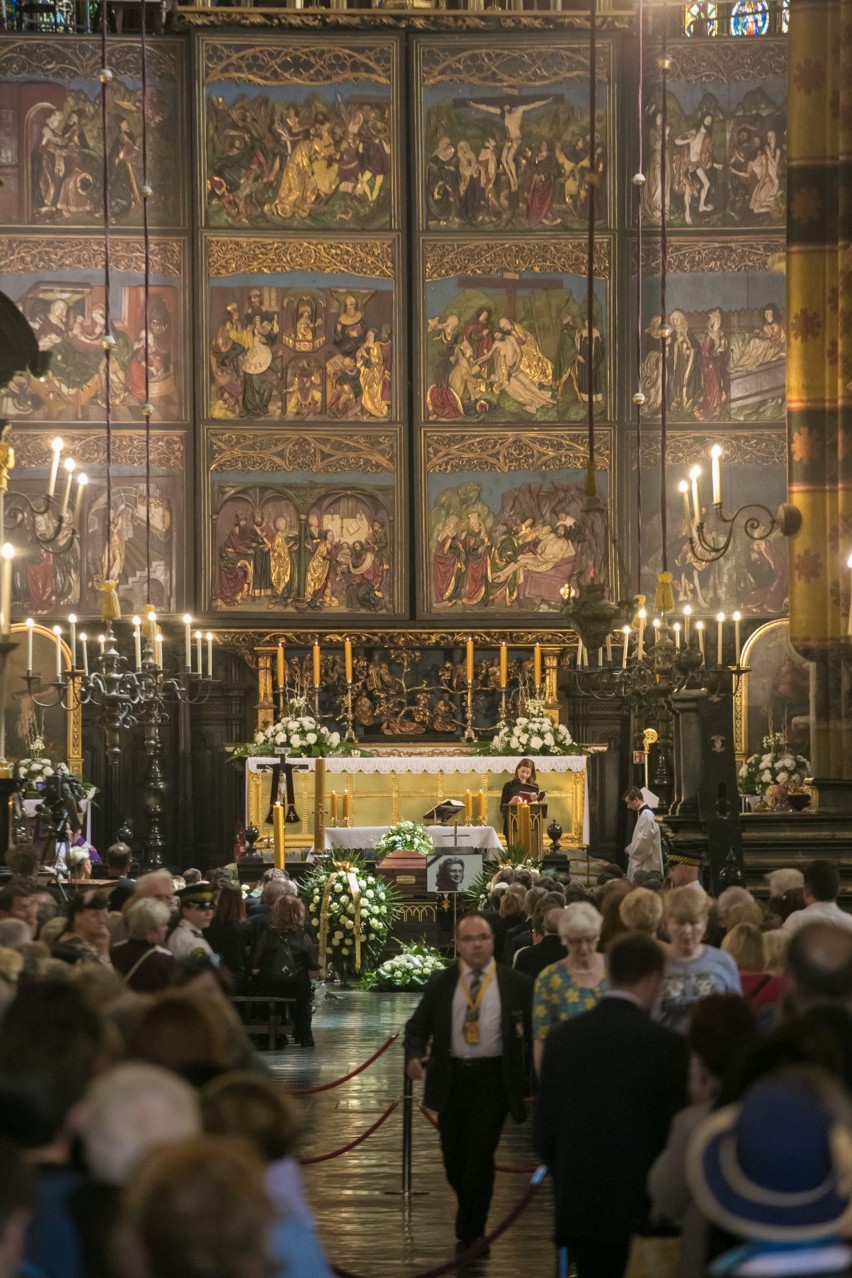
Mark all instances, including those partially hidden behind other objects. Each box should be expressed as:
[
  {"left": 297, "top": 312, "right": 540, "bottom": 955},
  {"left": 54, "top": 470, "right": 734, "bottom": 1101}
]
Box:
[{"left": 500, "top": 757, "right": 541, "bottom": 840}]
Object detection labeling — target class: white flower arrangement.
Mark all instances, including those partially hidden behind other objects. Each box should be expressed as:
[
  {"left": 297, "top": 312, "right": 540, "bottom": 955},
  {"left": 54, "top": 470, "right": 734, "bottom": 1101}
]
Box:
[
  {"left": 14, "top": 736, "right": 92, "bottom": 797},
  {"left": 300, "top": 858, "right": 400, "bottom": 974},
  {"left": 229, "top": 697, "right": 356, "bottom": 759},
  {"left": 739, "top": 731, "right": 810, "bottom": 796},
  {"left": 484, "top": 699, "right": 585, "bottom": 757},
  {"left": 374, "top": 821, "right": 435, "bottom": 858},
  {"left": 361, "top": 942, "right": 448, "bottom": 991}
]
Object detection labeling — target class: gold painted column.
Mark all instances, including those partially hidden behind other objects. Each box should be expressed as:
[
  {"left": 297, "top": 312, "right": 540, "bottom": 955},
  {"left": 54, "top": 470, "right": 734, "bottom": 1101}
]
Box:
[{"left": 787, "top": 0, "right": 852, "bottom": 799}]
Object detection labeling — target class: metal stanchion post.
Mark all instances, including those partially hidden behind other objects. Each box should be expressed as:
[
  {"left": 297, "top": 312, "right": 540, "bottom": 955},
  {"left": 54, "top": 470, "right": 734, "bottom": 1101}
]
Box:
[{"left": 402, "top": 1071, "right": 413, "bottom": 1198}]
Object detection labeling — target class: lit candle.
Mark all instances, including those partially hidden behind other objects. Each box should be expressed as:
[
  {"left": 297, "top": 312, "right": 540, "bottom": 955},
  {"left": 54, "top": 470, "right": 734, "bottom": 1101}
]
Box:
[
  {"left": 67, "top": 612, "right": 76, "bottom": 664},
  {"left": 696, "top": 620, "right": 705, "bottom": 658},
  {"left": 466, "top": 638, "right": 474, "bottom": 683},
  {"left": 146, "top": 610, "right": 157, "bottom": 643},
  {"left": 156, "top": 631, "right": 164, "bottom": 669},
  {"left": 716, "top": 612, "right": 725, "bottom": 666},
  {"left": 79, "top": 632, "right": 88, "bottom": 677},
  {"left": 673, "top": 621, "right": 682, "bottom": 650},
  {"left": 605, "top": 633, "right": 613, "bottom": 663},
  {"left": 58, "top": 457, "right": 75, "bottom": 519},
  {"left": 683, "top": 604, "right": 692, "bottom": 642},
  {"left": 195, "top": 630, "right": 203, "bottom": 674},
  {"left": 25, "top": 617, "right": 34, "bottom": 673},
  {"left": 343, "top": 790, "right": 352, "bottom": 825},
  {"left": 0, "top": 544, "right": 13, "bottom": 636},
  {"left": 690, "top": 466, "right": 703, "bottom": 526},
  {"left": 273, "top": 803, "right": 285, "bottom": 870},
  {"left": 577, "top": 639, "right": 584, "bottom": 668},
  {"left": 98, "top": 633, "right": 106, "bottom": 655},
  {"left": 679, "top": 479, "right": 693, "bottom": 527},
  {"left": 653, "top": 617, "right": 661, "bottom": 643},
  {"left": 312, "top": 641, "right": 321, "bottom": 687},
  {"left": 330, "top": 791, "right": 339, "bottom": 823},
  {"left": 637, "top": 608, "right": 646, "bottom": 659},
  {"left": 53, "top": 625, "right": 62, "bottom": 680},
  {"left": 711, "top": 444, "right": 722, "bottom": 507},
  {"left": 132, "top": 615, "right": 142, "bottom": 669},
  {"left": 597, "top": 647, "right": 603, "bottom": 666},
  {"left": 73, "top": 473, "right": 88, "bottom": 520},
  {"left": 344, "top": 638, "right": 353, "bottom": 683},
  {"left": 464, "top": 789, "right": 473, "bottom": 821},
  {"left": 478, "top": 789, "right": 487, "bottom": 822},
  {"left": 206, "top": 632, "right": 213, "bottom": 679},
  {"left": 733, "top": 610, "right": 742, "bottom": 665},
  {"left": 621, "top": 625, "right": 630, "bottom": 669},
  {"left": 183, "top": 614, "right": 192, "bottom": 671},
  {"left": 499, "top": 642, "right": 508, "bottom": 689},
  {"left": 48, "top": 437, "right": 63, "bottom": 499},
  {"left": 533, "top": 642, "right": 542, "bottom": 688}
]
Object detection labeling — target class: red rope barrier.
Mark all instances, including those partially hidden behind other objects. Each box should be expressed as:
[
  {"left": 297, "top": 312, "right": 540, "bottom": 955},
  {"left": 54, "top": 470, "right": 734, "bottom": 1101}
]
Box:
[
  {"left": 418, "top": 1105, "right": 536, "bottom": 1174},
  {"left": 299, "top": 1100, "right": 398, "bottom": 1165},
  {"left": 288, "top": 1033, "right": 399, "bottom": 1095},
  {"left": 330, "top": 1167, "right": 547, "bottom": 1278}
]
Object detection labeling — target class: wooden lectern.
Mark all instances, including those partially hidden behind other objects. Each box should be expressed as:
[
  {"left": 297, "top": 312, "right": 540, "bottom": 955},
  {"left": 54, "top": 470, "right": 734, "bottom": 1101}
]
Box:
[{"left": 502, "top": 802, "right": 546, "bottom": 858}]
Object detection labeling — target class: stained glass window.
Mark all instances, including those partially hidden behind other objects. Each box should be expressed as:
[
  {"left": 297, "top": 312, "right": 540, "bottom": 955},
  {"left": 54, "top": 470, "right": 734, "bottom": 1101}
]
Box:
[
  {"left": 730, "top": 0, "right": 770, "bottom": 35},
  {"left": 684, "top": 2, "right": 717, "bottom": 36}
]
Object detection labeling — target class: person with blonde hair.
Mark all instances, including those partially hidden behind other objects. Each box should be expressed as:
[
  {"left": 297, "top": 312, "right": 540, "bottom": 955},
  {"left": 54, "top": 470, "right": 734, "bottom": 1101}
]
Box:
[
  {"left": 533, "top": 901, "right": 607, "bottom": 1072},
  {"left": 653, "top": 886, "right": 740, "bottom": 1034},
  {"left": 722, "top": 922, "right": 786, "bottom": 1021},
  {"left": 618, "top": 886, "right": 664, "bottom": 936},
  {"left": 762, "top": 927, "right": 789, "bottom": 974}
]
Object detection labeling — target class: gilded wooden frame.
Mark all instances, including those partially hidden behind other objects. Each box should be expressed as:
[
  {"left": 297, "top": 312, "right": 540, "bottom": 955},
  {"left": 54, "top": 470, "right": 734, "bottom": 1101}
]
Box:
[{"left": 9, "top": 622, "right": 82, "bottom": 776}]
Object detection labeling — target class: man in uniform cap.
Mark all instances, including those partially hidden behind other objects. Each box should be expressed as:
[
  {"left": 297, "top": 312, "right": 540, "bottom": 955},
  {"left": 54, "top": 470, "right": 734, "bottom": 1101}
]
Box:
[
  {"left": 623, "top": 787, "right": 663, "bottom": 883},
  {"left": 666, "top": 850, "right": 706, "bottom": 893},
  {"left": 167, "top": 883, "right": 217, "bottom": 960}
]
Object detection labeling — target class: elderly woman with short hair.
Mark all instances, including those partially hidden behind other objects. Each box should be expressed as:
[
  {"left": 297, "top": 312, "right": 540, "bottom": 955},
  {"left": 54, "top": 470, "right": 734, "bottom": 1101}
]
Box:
[
  {"left": 110, "top": 898, "right": 175, "bottom": 992},
  {"left": 532, "top": 901, "right": 608, "bottom": 1072},
  {"left": 652, "top": 886, "right": 741, "bottom": 1035},
  {"left": 618, "top": 886, "right": 664, "bottom": 936}
]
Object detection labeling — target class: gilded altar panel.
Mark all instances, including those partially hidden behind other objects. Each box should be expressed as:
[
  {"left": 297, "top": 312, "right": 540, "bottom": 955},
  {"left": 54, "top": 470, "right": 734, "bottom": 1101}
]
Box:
[
  {"left": 0, "top": 37, "right": 187, "bottom": 229},
  {"left": 0, "top": 235, "right": 189, "bottom": 425},
  {"left": 414, "top": 35, "right": 614, "bottom": 233},
  {"left": 205, "top": 424, "right": 403, "bottom": 619},
  {"left": 638, "top": 37, "right": 786, "bottom": 232},
  {"left": 419, "top": 235, "right": 613, "bottom": 425},
  {"left": 633, "top": 428, "right": 788, "bottom": 620},
  {"left": 637, "top": 238, "right": 786, "bottom": 427},
  {"left": 196, "top": 34, "right": 399, "bottom": 233},
  {"left": 203, "top": 234, "right": 399, "bottom": 424},
  {"left": 419, "top": 426, "right": 613, "bottom": 621},
  {"left": 5, "top": 428, "right": 188, "bottom": 618}
]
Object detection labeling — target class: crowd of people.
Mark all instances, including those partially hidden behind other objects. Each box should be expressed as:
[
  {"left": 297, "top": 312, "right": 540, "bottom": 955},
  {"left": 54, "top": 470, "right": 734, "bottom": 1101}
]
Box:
[{"left": 406, "top": 855, "right": 852, "bottom": 1277}]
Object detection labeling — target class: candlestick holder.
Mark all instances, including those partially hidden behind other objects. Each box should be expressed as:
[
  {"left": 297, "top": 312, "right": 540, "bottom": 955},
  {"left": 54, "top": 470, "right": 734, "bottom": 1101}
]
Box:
[
  {"left": 463, "top": 681, "right": 476, "bottom": 742},
  {"left": 313, "top": 684, "right": 320, "bottom": 718},
  {"left": 499, "top": 686, "right": 507, "bottom": 724},
  {"left": 344, "top": 680, "right": 356, "bottom": 743}
]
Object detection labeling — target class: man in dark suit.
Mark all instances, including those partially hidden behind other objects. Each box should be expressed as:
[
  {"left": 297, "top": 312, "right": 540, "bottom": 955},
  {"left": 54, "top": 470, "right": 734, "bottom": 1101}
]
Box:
[
  {"left": 405, "top": 912, "right": 533, "bottom": 1256},
  {"left": 514, "top": 905, "right": 566, "bottom": 978},
  {"left": 535, "top": 933, "right": 688, "bottom": 1278}
]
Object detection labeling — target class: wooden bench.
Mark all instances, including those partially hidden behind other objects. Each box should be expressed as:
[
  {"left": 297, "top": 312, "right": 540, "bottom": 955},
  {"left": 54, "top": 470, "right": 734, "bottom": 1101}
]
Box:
[{"left": 232, "top": 995, "right": 295, "bottom": 1051}]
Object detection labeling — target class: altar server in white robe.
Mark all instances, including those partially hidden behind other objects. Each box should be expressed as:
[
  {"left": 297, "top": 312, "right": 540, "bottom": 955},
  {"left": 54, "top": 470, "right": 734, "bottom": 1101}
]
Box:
[{"left": 623, "top": 787, "right": 663, "bottom": 882}]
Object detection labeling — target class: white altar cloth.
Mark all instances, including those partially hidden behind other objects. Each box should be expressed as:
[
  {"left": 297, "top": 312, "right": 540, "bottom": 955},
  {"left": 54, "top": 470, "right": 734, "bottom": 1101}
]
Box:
[{"left": 324, "top": 824, "right": 503, "bottom": 853}]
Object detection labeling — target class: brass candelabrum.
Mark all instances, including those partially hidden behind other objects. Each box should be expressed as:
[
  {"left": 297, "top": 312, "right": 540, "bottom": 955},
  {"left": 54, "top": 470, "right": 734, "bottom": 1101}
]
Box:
[
  {"left": 463, "top": 679, "right": 476, "bottom": 742},
  {"left": 343, "top": 680, "right": 356, "bottom": 743}
]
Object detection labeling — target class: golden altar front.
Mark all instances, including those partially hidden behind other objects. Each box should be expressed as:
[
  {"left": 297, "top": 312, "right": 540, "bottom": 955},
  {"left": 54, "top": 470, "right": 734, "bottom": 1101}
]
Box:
[{"left": 244, "top": 750, "right": 588, "bottom": 852}]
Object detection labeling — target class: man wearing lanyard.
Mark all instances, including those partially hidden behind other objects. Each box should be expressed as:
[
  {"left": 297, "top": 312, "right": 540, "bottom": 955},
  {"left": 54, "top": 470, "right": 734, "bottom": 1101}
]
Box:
[{"left": 404, "top": 913, "right": 533, "bottom": 1257}]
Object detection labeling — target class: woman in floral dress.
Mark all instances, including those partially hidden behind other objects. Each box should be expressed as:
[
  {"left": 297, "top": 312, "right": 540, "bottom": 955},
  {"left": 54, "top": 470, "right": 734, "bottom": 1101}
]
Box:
[{"left": 533, "top": 901, "right": 608, "bottom": 1073}]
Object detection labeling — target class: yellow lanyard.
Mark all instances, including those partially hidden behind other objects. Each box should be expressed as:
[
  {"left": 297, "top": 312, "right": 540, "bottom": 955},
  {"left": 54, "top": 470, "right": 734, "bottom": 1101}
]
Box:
[{"left": 459, "top": 961, "right": 495, "bottom": 1019}]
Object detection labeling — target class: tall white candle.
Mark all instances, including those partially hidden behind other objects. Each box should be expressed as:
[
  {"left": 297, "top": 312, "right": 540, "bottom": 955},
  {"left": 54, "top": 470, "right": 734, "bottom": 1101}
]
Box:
[
  {"left": 195, "top": 631, "right": 203, "bottom": 674},
  {"left": 68, "top": 613, "right": 76, "bottom": 664},
  {"left": 79, "top": 633, "right": 89, "bottom": 676},
  {"left": 621, "top": 626, "right": 630, "bottom": 669},
  {"left": 673, "top": 622, "right": 681, "bottom": 650},
  {"left": 637, "top": 608, "right": 646, "bottom": 660},
  {"left": 206, "top": 632, "right": 213, "bottom": 679},
  {"left": 47, "top": 437, "right": 63, "bottom": 499},
  {"left": 183, "top": 614, "right": 192, "bottom": 670},
  {"left": 98, "top": 633, "right": 106, "bottom": 654},
  {"left": 0, "top": 544, "right": 13, "bottom": 636},
  {"left": 25, "top": 617, "right": 34, "bottom": 673},
  {"left": 577, "top": 639, "right": 584, "bottom": 668},
  {"left": 733, "top": 610, "right": 742, "bottom": 665},
  {"left": 132, "top": 616, "right": 142, "bottom": 669},
  {"left": 156, "top": 632, "right": 163, "bottom": 669},
  {"left": 58, "top": 457, "right": 75, "bottom": 519},
  {"left": 53, "top": 625, "right": 62, "bottom": 679},
  {"left": 679, "top": 479, "right": 692, "bottom": 528},
  {"left": 73, "top": 472, "right": 88, "bottom": 520},
  {"left": 605, "top": 634, "right": 612, "bottom": 663},
  {"left": 696, "top": 620, "right": 705, "bottom": 658},
  {"left": 711, "top": 444, "right": 722, "bottom": 508},
  {"left": 716, "top": 612, "right": 725, "bottom": 665},
  {"left": 683, "top": 604, "right": 692, "bottom": 642},
  {"left": 690, "top": 466, "right": 702, "bottom": 525}
]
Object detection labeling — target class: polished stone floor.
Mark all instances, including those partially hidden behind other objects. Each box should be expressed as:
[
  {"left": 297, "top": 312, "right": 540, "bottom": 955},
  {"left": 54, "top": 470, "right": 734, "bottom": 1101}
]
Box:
[{"left": 269, "top": 988, "right": 555, "bottom": 1277}]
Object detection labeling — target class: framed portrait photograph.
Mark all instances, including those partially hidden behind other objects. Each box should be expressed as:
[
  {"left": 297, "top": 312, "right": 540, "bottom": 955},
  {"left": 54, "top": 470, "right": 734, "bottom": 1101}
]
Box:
[{"left": 426, "top": 851, "right": 483, "bottom": 894}]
